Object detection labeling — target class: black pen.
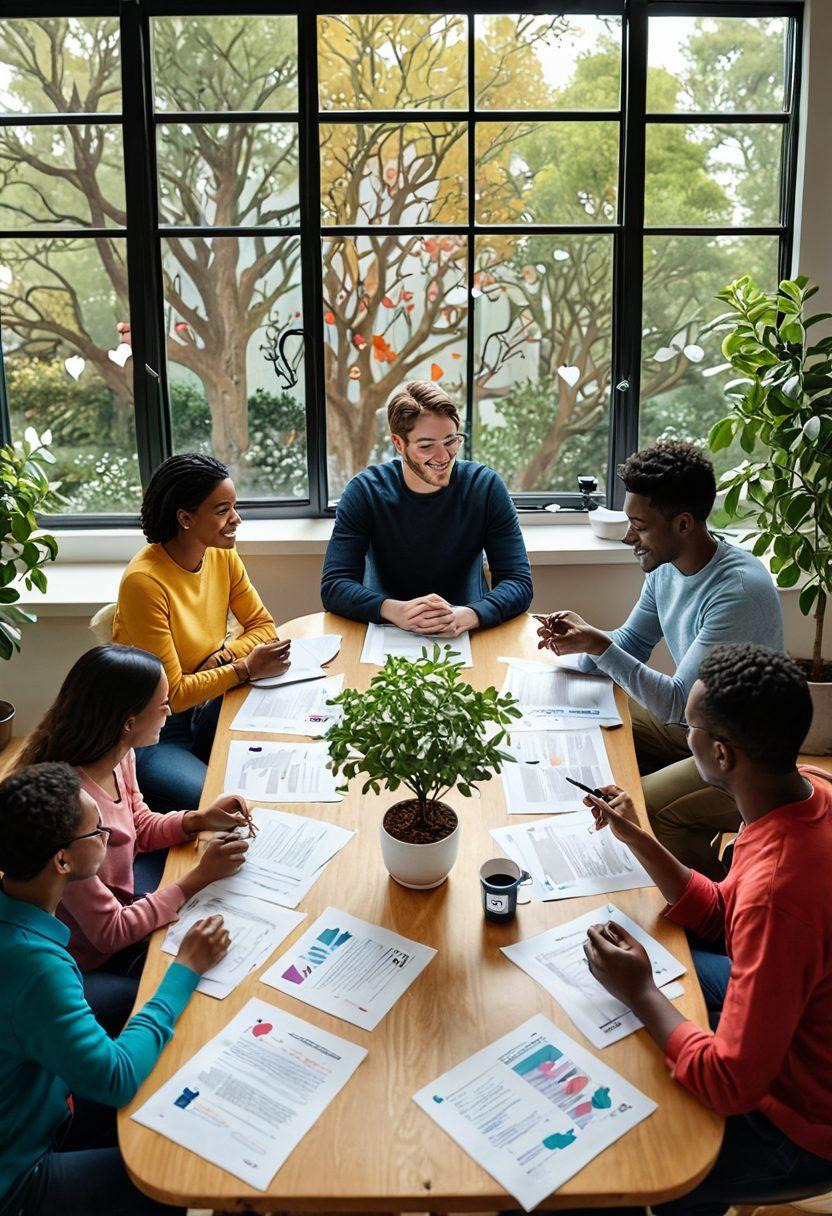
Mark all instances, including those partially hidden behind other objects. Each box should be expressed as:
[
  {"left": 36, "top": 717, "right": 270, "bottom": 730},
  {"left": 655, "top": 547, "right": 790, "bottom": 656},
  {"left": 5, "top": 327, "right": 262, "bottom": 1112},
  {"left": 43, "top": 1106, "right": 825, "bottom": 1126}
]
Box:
[{"left": 564, "top": 774, "right": 610, "bottom": 804}]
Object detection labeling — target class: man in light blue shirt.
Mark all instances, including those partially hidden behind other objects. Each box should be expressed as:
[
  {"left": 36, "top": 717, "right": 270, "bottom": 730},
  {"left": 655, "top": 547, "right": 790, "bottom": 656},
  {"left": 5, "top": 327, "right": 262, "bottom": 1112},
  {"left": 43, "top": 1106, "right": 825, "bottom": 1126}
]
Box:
[{"left": 537, "top": 440, "right": 784, "bottom": 878}]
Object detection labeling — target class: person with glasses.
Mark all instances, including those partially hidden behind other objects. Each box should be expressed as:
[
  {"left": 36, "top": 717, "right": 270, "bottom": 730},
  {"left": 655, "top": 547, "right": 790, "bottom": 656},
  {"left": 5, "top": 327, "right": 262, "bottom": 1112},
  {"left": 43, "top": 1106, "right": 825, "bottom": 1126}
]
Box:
[
  {"left": 18, "top": 645, "right": 250, "bottom": 1035},
  {"left": 321, "top": 381, "right": 533, "bottom": 636},
  {"left": 576, "top": 644, "right": 832, "bottom": 1216},
  {"left": 0, "top": 760, "right": 231, "bottom": 1216},
  {"left": 536, "top": 440, "right": 783, "bottom": 879}
]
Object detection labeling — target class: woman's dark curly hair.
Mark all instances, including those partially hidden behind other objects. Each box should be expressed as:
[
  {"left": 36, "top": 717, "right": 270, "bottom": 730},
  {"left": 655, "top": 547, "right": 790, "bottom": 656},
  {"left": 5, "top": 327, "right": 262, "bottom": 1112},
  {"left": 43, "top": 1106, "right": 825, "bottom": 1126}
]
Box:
[
  {"left": 618, "top": 440, "right": 716, "bottom": 521},
  {"left": 0, "top": 762, "right": 83, "bottom": 880},
  {"left": 140, "top": 453, "right": 230, "bottom": 544},
  {"left": 697, "top": 643, "right": 812, "bottom": 773}
]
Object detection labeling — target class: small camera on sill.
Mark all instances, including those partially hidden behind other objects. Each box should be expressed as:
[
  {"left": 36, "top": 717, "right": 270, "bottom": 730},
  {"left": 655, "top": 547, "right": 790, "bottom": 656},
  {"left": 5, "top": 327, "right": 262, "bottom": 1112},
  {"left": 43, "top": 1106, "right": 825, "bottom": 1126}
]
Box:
[{"left": 577, "top": 474, "right": 598, "bottom": 511}]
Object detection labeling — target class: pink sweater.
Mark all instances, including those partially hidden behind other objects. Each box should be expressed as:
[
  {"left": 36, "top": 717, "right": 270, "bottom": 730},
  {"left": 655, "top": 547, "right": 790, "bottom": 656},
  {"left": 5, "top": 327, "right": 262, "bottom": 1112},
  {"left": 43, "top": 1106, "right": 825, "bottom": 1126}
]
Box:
[{"left": 57, "top": 751, "right": 191, "bottom": 970}]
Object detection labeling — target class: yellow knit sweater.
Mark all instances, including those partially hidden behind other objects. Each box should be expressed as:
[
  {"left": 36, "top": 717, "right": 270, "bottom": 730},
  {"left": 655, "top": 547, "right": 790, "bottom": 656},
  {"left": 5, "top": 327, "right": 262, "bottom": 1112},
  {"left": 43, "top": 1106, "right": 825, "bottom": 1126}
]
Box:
[{"left": 113, "top": 544, "right": 276, "bottom": 712}]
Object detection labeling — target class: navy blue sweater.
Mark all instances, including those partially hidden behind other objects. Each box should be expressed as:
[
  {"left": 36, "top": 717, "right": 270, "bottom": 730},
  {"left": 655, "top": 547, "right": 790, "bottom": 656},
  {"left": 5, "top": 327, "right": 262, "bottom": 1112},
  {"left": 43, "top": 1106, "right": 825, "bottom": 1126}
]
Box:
[{"left": 320, "top": 460, "right": 533, "bottom": 629}]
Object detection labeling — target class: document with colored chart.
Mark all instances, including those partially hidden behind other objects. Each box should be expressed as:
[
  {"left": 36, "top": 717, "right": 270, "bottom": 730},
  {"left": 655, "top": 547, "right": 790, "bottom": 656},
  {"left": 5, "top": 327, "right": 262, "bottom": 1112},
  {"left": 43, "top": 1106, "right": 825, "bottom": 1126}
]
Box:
[
  {"left": 132, "top": 997, "right": 366, "bottom": 1190},
  {"left": 261, "top": 907, "right": 436, "bottom": 1030},
  {"left": 502, "top": 904, "right": 685, "bottom": 1048},
  {"left": 500, "top": 728, "right": 616, "bottom": 814},
  {"left": 413, "top": 1013, "right": 656, "bottom": 1211},
  {"left": 361, "top": 622, "right": 473, "bottom": 667},
  {"left": 229, "top": 675, "right": 344, "bottom": 737},
  {"left": 224, "top": 740, "right": 343, "bottom": 802},
  {"left": 499, "top": 657, "right": 622, "bottom": 727}
]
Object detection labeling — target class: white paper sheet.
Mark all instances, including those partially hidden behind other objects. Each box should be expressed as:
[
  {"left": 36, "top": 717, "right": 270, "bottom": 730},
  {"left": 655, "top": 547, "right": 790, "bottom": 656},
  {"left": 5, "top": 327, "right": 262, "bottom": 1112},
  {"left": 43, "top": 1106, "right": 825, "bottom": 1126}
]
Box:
[
  {"left": 230, "top": 675, "right": 344, "bottom": 737},
  {"left": 251, "top": 635, "right": 342, "bottom": 688},
  {"left": 502, "top": 904, "right": 686, "bottom": 1048},
  {"left": 413, "top": 1012, "right": 656, "bottom": 1212},
  {"left": 490, "top": 815, "right": 653, "bottom": 901},
  {"left": 499, "top": 657, "right": 622, "bottom": 727},
  {"left": 361, "top": 622, "right": 473, "bottom": 668},
  {"left": 161, "top": 889, "right": 305, "bottom": 999},
  {"left": 224, "top": 740, "right": 343, "bottom": 803},
  {"left": 132, "top": 997, "right": 366, "bottom": 1190},
  {"left": 216, "top": 805, "right": 354, "bottom": 909},
  {"left": 500, "top": 728, "right": 616, "bottom": 815},
  {"left": 261, "top": 906, "right": 436, "bottom": 1031}
]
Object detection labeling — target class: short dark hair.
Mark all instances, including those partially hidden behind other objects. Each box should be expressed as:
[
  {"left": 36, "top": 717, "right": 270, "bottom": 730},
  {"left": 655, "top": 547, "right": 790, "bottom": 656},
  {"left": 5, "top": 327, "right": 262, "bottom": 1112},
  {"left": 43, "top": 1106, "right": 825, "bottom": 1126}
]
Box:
[
  {"left": 140, "top": 453, "right": 230, "bottom": 544},
  {"left": 618, "top": 440, "right": 716, "bottom": 521},
  {"left": 697, "top": 643, "right": 812, "bottom": 773},
  {"left": 387, "top": 381, "right": 460, "bottom": 440},
  {"left": 0, "top": 763, "right": 83, "bottom": 881}
]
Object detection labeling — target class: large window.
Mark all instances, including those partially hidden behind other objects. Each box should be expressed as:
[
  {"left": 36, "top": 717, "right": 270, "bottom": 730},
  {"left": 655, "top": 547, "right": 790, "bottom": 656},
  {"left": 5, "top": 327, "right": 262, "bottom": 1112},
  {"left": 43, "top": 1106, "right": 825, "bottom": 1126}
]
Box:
[{"left": 0, "top": 4, "right": 803, "bottom": 520}]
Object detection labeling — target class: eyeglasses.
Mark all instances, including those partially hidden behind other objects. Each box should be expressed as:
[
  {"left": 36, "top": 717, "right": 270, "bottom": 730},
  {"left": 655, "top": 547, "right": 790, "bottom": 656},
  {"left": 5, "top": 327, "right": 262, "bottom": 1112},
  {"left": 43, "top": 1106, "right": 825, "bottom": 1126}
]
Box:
[
  {"left": 410, "top": 433, "right": 466, "bottom": 455},
  {"left": 60, "top": 821, "right": 112, "bottom": 850}
]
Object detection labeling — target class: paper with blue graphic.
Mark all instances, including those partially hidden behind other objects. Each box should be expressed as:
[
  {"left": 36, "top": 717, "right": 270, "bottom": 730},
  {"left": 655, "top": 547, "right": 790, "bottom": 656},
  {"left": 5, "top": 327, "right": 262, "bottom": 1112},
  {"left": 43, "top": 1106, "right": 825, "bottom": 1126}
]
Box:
[{"left": 413, "top": 1013, "right": 656, "bottom": 1211}]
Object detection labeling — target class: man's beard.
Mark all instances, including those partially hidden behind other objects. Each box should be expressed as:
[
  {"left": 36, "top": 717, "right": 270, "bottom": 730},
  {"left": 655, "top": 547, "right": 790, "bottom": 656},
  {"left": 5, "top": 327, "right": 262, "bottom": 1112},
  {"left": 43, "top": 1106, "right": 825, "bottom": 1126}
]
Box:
[{"left": 402, "top": 445, "right": 453, "bottom": 486}]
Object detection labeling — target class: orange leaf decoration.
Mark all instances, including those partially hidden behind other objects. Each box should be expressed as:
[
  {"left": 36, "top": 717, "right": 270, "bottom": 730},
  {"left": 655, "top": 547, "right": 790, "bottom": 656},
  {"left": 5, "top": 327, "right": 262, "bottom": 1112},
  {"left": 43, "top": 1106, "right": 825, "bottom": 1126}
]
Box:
[
  {"left": 372, "top": 334, "right": 397, "bottom": 363},
  {"left": 430, "top": 363, "right": 443, "bottom": 380},
  {"left": 381, "top": 295, "right": 395, "bottom": 308},
  {"left": 399, "top": 289, "right": 413, "bottom": 302},
  {"left": 451, "top": 352, "right": 462, "bottom": 359},
  {"left": 324, "top": 311, "right": 335, "bottom": 324},
  {"left": 353, "top": 334, "right": 367, "bottom": 350}
]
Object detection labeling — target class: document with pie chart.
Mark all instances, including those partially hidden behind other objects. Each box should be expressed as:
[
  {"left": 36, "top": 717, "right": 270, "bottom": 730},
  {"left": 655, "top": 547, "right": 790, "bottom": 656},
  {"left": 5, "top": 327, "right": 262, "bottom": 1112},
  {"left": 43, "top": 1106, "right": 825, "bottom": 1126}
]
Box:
[{"left": 132, "top": 997, "right": 366, "bottom": 1190}]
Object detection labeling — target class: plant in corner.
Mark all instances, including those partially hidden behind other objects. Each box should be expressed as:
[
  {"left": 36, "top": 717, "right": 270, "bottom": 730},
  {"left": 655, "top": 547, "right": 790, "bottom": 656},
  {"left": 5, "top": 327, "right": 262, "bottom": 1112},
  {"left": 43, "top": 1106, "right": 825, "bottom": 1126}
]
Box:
[
  {"left": 0, "top": 428, "right": 62, "bottom": 748},
  {"left": 326, "top": 646, "right": 521, "bottom": 889},
  {"left": 707, "top": 274, "right": 832, "bottom": 753}
]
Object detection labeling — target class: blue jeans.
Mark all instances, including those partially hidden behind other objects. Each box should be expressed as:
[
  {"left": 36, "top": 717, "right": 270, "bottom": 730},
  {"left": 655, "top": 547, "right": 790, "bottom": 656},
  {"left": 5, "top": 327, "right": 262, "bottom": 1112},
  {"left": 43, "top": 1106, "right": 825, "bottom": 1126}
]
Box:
[
  {"left": 3, "top": 1099, "right": 183, "bottom": 1216},
  {"left": 135, "top": 694, "right": 222, "bottom": 812}
]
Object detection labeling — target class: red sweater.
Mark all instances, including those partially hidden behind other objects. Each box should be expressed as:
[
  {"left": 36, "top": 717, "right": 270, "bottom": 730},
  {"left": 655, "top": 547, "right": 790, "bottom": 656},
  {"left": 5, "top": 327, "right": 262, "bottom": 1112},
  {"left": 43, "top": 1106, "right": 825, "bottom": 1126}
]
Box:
[{"left": 663, "top": 770, "right": 832, "bottom": 1159}]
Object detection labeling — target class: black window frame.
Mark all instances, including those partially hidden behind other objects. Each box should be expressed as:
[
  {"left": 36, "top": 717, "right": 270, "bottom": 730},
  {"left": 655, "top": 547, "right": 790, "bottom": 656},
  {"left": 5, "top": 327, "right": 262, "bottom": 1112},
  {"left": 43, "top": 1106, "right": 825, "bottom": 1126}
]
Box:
[{"left": 0, "top": 0, "right": 804, "bottom": 525}]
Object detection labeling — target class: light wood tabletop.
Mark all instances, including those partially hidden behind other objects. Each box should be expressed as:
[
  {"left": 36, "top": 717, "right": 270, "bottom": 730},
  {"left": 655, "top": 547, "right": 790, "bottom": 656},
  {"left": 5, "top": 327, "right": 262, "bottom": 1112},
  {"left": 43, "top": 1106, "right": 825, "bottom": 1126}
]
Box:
[{"left": 119, "top": 612, "right": 723, "bottom": 1211}]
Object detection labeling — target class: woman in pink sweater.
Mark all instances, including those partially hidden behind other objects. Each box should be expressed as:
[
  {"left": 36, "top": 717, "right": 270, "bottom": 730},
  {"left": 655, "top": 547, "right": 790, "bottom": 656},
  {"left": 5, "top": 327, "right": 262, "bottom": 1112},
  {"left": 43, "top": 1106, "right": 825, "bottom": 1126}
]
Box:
[{"left": 19, "top": 644, "right": 250, "bottom": 1032}]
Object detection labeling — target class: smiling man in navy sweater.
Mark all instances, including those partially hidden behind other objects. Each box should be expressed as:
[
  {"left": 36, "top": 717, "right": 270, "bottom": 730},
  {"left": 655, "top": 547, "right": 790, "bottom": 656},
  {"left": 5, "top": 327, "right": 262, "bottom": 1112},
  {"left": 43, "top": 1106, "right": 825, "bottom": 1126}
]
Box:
[{"left": 321, "top": 381, "right": 533, "bottom": 638}]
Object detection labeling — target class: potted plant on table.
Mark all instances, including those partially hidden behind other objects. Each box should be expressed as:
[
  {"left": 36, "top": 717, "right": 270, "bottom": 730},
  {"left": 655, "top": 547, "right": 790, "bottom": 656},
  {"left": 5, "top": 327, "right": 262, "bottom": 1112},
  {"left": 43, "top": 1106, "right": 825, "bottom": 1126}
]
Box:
[
  {"left": 708, "top": 274, "right": 832, "bottom": 753},
  {"left": 327, "top": 646, "right": 521, "bottom": 889},
  {"left": 0, "top": 428, "right": 62, "bottom": 750}
]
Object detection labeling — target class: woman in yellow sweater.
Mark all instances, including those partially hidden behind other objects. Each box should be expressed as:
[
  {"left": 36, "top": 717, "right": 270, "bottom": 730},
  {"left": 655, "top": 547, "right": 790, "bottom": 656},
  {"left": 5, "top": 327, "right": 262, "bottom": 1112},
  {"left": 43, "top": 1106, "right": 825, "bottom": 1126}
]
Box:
[{"left": 113, "top": 453, "right": 290, "bottom": 811}]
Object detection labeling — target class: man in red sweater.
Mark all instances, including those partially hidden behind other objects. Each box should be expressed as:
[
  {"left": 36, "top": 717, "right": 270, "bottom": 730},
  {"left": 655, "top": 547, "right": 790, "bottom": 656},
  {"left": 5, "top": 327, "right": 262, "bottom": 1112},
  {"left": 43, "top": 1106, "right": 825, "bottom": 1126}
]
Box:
[{"left": 582, "top": 642, "right": 832, "bottom": 1215}]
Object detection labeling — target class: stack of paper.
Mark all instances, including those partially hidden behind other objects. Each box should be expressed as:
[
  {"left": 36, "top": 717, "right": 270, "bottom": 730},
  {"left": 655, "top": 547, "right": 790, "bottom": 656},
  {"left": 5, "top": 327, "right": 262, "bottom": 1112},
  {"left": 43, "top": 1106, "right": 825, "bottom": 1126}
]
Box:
[
  {"left": 224, "top": 739, "right": 343, "bottom": 802},
  {"left": 251, "top": 634, "right": 341, "bottom": 688},
  {"left": 132, "top": 998, "right": 367, "bottom": 1190},
  {"left": 499, "top": 657, "right": 622, "bottom": 728},
  {"left": 490, "top": 815, "right": 652, "bottom": 901},
  {"left": 361, "top": 622, "right": 473, "bottom": 667},
  {"left": 502, "top": 904, "right": 685, "bottom": 1047},
  {"left": 230, "top": 674, "right": 344, "bottom": 736},
  {"left": 500, "top": 727, "right": 616, "bottom": 815}
]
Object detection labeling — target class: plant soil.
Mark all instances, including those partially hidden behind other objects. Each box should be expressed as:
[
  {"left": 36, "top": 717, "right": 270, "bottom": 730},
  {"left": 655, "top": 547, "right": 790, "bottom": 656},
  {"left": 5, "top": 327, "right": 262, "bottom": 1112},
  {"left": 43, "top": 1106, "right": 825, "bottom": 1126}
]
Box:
[
  {"left": 795, "top": 658, "right": 832, "bottom": 684},
  {"left": 383, "top": 799, "right": 458, "bottom": 845}
]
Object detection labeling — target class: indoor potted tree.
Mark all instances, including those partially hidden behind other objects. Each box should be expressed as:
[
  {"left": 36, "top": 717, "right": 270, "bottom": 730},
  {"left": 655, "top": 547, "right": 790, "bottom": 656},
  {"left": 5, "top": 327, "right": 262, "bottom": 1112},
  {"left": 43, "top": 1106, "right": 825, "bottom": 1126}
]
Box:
[
  {"left": 708, "top": 274, "right": 832, "bottom": 753},
  {"left": 327, "top": 646, "right": 521, "bottom": 888},
  {"left": 0, "top": 428, "right": 62, "bottom": 750}
]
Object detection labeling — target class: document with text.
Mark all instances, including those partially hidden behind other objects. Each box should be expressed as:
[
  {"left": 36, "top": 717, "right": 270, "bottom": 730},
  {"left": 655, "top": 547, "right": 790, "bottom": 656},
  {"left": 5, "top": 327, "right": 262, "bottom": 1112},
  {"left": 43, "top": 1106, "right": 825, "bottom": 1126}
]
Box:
[
  {"left": 230, "top": 675, "right": 344, "bottom": 737},
  {"left": 251, "top": 634, "right": 342, "bottom": 688},
  {"left": 132, "top": 997, "right": 366, "bottom": 1190},
  {"left": 413, "top": 1012, "right": 656, "bottom": 1211},
  {"left": 490, "top": 815, "right": 653, "bottom": 901},
  {"left": 361, "top": 622, "right": 473, "bottom": 667},
  {"left": 502, "top": 904, "right": 685, "bottom": 1048},
  {"left": 261, "top": 906, "right": 436, "bottom": 1030},
  {"left": 499, "top": 657, "right": 621, "bottom": 727},
  {"left": 500, "top": 728, "right": 616, "bottom": 815},
  {"left": 224, "top": 740, "right": 343, "bottom": 803}
]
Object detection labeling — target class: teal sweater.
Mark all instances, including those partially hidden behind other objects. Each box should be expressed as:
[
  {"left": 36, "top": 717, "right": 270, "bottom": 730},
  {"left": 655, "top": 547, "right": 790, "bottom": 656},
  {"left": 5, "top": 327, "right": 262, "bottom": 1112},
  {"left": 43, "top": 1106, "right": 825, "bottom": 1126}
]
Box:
[{"left": 0, "top": 888, "right": 199, "bottom": 1206}]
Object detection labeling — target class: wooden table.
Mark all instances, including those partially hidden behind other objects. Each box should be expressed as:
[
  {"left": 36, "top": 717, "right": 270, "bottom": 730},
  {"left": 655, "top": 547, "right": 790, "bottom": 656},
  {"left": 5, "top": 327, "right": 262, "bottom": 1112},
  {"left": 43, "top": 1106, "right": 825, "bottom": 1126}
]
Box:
[{"left": 120, "top": 613, "right": 723, "bottom": 1212}]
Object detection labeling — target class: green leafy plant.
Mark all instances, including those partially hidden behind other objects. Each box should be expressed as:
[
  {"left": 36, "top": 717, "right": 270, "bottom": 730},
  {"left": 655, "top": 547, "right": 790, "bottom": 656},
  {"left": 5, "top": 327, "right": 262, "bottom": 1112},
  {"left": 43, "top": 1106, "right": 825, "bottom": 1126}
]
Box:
[
  {"left": 0, "top": 428, "right": 62, "bottom": 660},
  {"left": 326, "top": 646, "right": 521, "bottom": 835},
  {"left": 707, "top": 275, "right": 832, "bottom": 681}
]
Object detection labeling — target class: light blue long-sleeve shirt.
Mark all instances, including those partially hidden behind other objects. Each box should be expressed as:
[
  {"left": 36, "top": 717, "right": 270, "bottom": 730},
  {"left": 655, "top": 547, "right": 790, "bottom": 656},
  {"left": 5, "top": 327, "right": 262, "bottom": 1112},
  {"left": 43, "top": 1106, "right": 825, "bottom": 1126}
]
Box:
[
  {"left": 0, "top": 887, "right": 199, "bottom": 1207},
  {"left": 578, "top": 537, "right": 784, "bottom": 724}
]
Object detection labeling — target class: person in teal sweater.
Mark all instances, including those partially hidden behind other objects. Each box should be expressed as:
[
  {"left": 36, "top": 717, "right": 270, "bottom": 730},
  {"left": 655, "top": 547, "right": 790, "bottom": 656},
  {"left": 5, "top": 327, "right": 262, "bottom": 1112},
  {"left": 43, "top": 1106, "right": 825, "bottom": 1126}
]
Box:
[{"left": 0, "top": 761, "right": 231, "bottom": 1216}]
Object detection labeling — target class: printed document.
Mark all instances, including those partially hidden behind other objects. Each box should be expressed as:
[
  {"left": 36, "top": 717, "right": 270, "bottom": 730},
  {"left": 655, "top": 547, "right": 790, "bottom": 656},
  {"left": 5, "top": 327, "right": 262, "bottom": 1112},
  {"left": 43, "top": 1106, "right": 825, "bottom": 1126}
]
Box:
[
  {"left": 230, "top": 675, "right": 344, "bottom": 737},
  {"left": 502, "top": 904, "right": 685, "bottom": 1048},
  {"left": 252, "top": 634, "right": 341, "bottom": 688},
  {"left": 224, "top": 740, "right": 343, "bottom": 803},
  {"left": 261, "top": 906, "right": 436, "bottom": 1031},
  {"left": 361, "top": 622, "right": 473, "bottom": 668},
  {"left": 490, "top": 815, "right": 652, "bottom": 901},
  {"left": 413, "top": 1012, "right": 656, "bottom": 1211},
  {"left": 161, "top": 890, "right": 305, "bottom": 999},
  {"left": 218, "top": 805, "right": 354, "bottom": 909},
  {"left": 500, "top": 728, "right": 615, "bottom": 815},
  {"left": 499, "top": 657, "right": 621, "bottom": 727},
  {"left": 132, "top": 997, "right": 366, "bottom": 1190}
]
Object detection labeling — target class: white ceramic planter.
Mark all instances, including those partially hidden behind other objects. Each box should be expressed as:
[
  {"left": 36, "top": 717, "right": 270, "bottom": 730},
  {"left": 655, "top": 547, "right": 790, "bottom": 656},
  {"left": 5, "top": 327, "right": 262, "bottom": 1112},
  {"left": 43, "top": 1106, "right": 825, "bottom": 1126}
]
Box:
[
  {"left": 0, "top": 700, "right": 14, "bottom": 754},
  {"left": 804, "top": 681, "right": 832, "bottom": 756},
  {"left": 379, "top": 809, "right": 460, "bottom": 889}
]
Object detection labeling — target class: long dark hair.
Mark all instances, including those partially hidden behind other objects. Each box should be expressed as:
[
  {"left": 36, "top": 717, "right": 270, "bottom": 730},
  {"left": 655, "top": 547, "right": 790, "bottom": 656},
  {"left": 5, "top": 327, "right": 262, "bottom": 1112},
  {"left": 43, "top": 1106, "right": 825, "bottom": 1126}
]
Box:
[
  {"left": 18, "top": 645, "right": 164, "bottom": 768},
  {"left": 140, "top": 452, "right": 230, "bottom": 543}
]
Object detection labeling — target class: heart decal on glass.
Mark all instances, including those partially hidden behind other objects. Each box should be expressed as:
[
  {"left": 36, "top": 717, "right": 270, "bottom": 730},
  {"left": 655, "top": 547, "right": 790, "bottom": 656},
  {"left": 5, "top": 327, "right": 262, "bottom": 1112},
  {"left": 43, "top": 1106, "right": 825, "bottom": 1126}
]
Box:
[
  {"left": 557, "top": 364, "right": 580, "bottom": 388},
  {"left": 64, "top": 355, "right": 85, "bottom": 380},
  {"left": 108, "top": 342, "right": 132, "bottom": 367}
]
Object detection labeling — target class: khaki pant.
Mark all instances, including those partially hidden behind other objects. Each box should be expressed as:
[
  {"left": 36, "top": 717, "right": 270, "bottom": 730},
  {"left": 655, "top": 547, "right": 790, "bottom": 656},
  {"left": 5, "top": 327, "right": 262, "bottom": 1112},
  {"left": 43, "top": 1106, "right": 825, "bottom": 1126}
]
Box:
[{"left": 629, "top": 698, "right": 741, "bottom": 880}]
